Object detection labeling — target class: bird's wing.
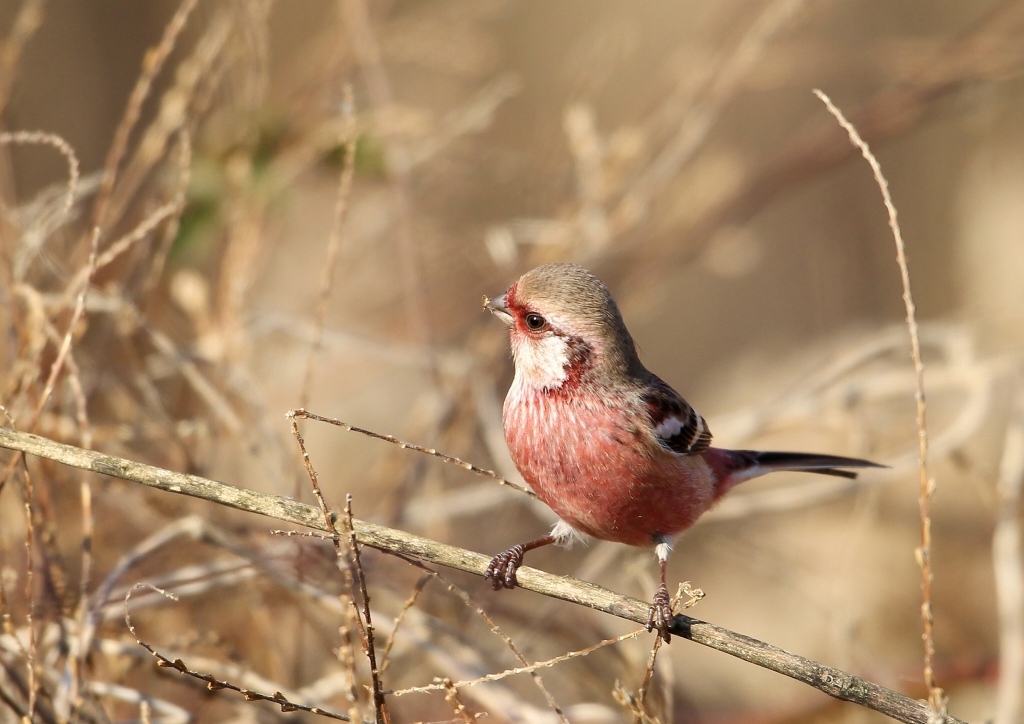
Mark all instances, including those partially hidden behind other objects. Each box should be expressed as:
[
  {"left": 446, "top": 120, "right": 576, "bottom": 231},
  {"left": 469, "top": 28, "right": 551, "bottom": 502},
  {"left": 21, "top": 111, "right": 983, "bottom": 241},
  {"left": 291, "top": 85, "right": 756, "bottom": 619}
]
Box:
[{"left": 642, "top": 375, "right": 712, "bottom": 456}]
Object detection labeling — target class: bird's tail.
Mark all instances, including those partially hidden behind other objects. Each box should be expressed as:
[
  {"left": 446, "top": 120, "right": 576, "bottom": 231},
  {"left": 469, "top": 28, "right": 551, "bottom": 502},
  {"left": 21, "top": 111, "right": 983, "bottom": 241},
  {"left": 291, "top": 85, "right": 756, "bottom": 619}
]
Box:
[{"left": 704, "top": 448, "right": 885, "bottom": 501}]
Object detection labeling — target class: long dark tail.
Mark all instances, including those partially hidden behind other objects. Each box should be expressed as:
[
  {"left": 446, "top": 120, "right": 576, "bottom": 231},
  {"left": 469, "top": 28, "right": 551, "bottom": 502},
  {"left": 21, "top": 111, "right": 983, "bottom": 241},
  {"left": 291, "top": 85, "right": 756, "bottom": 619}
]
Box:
[
  {"left": 739, "top": 450, "right": 884, "bottom": 479},
  {"left": 704, "top": 448, "right": 885, "bottom": 499}
]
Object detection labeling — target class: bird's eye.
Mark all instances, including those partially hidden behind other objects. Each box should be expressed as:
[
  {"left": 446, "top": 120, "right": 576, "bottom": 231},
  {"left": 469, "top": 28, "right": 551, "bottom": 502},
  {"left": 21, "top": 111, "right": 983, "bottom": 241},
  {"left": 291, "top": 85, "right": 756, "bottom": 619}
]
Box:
[{"left": 524, "top": 313, "right": 546, "bottom": 331}]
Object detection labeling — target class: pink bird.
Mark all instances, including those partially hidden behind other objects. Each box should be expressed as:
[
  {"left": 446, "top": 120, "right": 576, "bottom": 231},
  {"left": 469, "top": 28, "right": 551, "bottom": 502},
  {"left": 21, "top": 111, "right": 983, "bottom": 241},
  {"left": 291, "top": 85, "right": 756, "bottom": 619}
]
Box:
[{"left": 483, "top": 263, "right": 882, "bottom": 641}]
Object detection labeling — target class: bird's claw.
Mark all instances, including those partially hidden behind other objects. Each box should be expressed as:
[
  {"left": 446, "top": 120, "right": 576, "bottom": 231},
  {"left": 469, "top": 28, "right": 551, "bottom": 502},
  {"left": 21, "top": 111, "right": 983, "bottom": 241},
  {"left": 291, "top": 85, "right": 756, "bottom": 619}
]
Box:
[
  {"left": 485, "top": 544, "right": 525, "bottom": 590},
  {"left": 646, "top": 583, "right": 673, "bottom": 643}
]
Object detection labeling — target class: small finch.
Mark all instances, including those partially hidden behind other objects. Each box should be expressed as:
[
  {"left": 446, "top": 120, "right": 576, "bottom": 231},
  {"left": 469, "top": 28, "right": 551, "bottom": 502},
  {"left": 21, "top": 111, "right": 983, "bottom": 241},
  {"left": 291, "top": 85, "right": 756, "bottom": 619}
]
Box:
[{"left": 483, "top": 263, "right": 882, "bottom": 641}]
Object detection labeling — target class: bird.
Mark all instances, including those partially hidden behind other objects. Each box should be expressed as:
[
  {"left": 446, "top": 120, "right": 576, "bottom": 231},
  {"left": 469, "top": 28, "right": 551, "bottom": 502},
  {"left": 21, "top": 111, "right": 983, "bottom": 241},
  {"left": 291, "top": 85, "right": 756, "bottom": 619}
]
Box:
[{"left": 482, "top": 263, "right": 883, "bottom": 641}]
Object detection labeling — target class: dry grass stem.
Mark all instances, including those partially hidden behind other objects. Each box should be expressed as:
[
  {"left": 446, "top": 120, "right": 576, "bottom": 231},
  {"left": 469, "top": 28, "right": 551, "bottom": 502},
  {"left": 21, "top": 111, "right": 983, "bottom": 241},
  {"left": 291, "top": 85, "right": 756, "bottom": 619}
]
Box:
[
  {"left": 383, "top": 552, "right": 568, "bottom": 722},
  {"left": 289, "top": 409, "right": 537, "bottom": 498},
  {"left": 389, "top": 628, "right": 643, "bottom": 697},
  {"left": 0, "top": 131, "right": 79, "bottom": 236},
  {"left": 344, "top": 495, "right": 390, "bottom": 724},
  {"left": 815, "top": 88, "right": 944, "bottom": 716},
  {"left": 290, "top": 412, "right": 390, "bottom": 722},
  {"left": 0, "top": 427, "right": 968, "bottom": 724},
  {"left": 124, "top": 585, "right": 353, "bottom": 721},
  {"left": 379, "top": 573, "right": 431, "bottom": 675},
  {"left": 20, "top": 457, "right": 37, "bottom": 721},
  {"left": 440, "top": 678, "right": 480, "bottom": 723},
  {"left": 3, "top": 5, "right": 1007, "bottom": 722},
  {"left": 91, "top": 0, "right": 198, "bottom": 229},
  {"left": 634, "top": 583, "right": 703, "bottom": 723}
]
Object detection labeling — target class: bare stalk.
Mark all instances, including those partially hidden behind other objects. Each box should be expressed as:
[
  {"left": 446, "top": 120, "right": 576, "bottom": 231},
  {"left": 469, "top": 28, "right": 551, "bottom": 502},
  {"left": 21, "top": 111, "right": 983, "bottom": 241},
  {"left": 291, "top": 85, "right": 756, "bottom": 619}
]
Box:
[
  {"left": 815, "top": 89, "right": 944, "bottom": 717},
  {"left": 0, "top": 426, "right": 966, "bottom": 724}
]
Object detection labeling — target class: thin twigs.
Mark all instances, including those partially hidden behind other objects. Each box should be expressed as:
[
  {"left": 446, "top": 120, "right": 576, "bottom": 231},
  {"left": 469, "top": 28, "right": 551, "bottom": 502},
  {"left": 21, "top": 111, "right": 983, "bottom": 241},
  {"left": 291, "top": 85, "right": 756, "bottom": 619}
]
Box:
[
  {"left": 289, "top": 413, "right": 390, "bottom": 723},
  {"left": 123, "top": 585, "right": 352, "bottom": 721},
  {"left": 634, "top": 583, "right": 702, "bottom": 723},
  {"left": 344, "top": 496, "right": 389, "bottom": 724},
  {"left": 0, "top": 225, "right": 100, "bottom": 493},
  {"left": 289, "top": 409, "right": 537, "bottom": 499},
  {"left": 0, "top": 426, "right": 969, "bottom": 724},
  {"left": 91, "top": 0, "right": 198, "bottom": 230},
  {"left": 383, "top": 552, "right": 568, "bottom": 722},
  {"left": 32, "top": 225, "right": 100, "bottom": 426},
  {"left": 815, "top": 89, "right": 945, "bottom": 718},
  {"left": 21, "top": 456, "right": 37, "bottom": 721},
  {"left": 388, "top": 628, "right": 643, "bottom": 697},
  {"left": 441, "top": 679, "right": 478, "bottom": 723},
  {"left": 379, "top": 573, "right": 431, "bottom": 675}
]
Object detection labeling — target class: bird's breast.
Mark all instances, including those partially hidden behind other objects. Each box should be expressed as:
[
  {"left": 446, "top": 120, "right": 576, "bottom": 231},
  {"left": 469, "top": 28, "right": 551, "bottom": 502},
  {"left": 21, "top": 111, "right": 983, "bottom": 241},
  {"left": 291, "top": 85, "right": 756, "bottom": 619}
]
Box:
[{"left": 503, "top": 386, "right": 715, "bottom": 546}]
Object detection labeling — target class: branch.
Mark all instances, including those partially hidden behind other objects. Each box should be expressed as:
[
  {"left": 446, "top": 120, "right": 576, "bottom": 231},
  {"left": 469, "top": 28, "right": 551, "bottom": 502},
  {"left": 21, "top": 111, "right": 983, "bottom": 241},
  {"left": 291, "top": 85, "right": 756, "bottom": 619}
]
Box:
[{"left": 0, "top": 426, "right": 963, "bottom": 724}]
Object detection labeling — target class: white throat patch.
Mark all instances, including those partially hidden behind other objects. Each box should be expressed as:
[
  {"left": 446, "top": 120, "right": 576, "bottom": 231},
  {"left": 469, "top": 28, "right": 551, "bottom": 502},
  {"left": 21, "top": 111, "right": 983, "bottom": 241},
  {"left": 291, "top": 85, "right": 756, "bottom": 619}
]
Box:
[{"left": 511, "top": 333, "right": 571, "bottom": 391}]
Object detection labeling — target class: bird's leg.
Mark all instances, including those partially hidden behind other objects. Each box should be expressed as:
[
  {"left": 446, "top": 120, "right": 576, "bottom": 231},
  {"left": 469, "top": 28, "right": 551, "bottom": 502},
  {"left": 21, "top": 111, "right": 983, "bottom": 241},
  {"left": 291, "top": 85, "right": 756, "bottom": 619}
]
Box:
[
  {"left": 485, "top": 535, "right": 556, "bottom": 591},
  {"left": 646, "top": 541, "right": 674, "bottom": 642}
]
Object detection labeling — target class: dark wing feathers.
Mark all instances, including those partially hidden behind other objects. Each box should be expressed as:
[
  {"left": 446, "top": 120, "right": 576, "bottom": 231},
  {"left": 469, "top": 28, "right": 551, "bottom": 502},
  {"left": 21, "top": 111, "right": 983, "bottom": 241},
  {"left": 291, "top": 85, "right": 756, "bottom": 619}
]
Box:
[{"left": 642, "top": 376, "right": 712, "bottom": 456}]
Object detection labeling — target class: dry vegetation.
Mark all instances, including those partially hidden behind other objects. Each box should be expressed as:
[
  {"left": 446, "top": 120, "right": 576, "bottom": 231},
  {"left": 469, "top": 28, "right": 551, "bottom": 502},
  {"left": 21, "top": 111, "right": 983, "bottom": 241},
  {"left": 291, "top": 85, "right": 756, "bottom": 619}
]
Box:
[{"left": 1, "top": 1, "right": 1023, "bottom": 722}]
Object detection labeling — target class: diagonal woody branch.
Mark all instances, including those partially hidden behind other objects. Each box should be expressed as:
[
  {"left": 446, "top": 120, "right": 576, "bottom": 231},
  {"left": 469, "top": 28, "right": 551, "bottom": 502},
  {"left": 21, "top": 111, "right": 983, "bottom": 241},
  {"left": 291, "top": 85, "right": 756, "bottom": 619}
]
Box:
[{"left": 0, "top": 425, "right": 962, "bottom": 724}]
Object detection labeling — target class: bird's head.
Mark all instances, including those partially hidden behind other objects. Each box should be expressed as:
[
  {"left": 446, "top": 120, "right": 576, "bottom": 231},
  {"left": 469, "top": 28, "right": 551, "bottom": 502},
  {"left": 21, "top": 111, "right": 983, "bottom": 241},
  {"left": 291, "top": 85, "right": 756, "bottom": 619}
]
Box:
[{"left": 485, "top": 263, "right": 641, "bottom": 392}]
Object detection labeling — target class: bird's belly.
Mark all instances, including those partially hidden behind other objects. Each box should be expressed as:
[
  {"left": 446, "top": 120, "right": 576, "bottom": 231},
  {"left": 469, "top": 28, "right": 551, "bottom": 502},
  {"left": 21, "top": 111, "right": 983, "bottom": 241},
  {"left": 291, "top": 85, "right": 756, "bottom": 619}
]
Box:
[{"left": 504, "top": 392, "right": 715, "bottom": 547}]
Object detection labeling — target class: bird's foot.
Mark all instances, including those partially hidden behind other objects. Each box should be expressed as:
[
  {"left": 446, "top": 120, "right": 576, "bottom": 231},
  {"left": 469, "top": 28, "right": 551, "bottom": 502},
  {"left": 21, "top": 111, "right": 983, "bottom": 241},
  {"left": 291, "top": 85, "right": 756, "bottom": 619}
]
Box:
[
  {"left": 646, "top": 583, "right": 673, "bottom": 643},
  {"left": 485, "top": 544, "right": 525, "bottom": 591}
]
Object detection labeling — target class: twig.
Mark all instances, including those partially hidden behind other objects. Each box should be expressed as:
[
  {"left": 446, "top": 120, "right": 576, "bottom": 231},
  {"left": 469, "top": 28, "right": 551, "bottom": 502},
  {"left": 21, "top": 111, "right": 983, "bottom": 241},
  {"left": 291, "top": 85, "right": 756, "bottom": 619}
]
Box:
[
  {"left": 0, "top": 225, "right": 99, "bottom": 491},
  {"left": 34, "top": 223, "right": 100, "bottom": 424},
  {"left": 344, "top": 496, "right": 389, "bottom": 724},
  {"left": 123, "top": 585, "right": 352, "bottom": 721},
  {"left": 289, "top": 414, "right": 391, "bottom": 723},
  {"left": 379, "top": 573, "right": 431, "bottom": 675},
  {"left": 388, "top": 628, "right": 642, "bottom": 697},
  {"left": 440, "top": 679, "right": 478, "bottom": 724},
  {"left": 0, "top": 426, "right": 968, "bottom": 724},
  {"left": 613, "top": 682, "right": 661, "bottom": 724},
  {"left": 289, "top": 413, "right": 370, "bottom": 716},
  {"left": 91, "top": 0, "right": 198, "bottom": 230},
  {"left": 381, "top": 552, "right": 567, "bottom": 722},
  {"left": 815, "top": 89, "right": 945, "bottom": 717},
  {"left": 635, "top": 583, "right": 703, "bottom": 723},
  {"left": 289, "top": 409, "right": 537, "bottom": 499},
  {"left": 21, "top": 449, "right": 37, "bottom": 721}
]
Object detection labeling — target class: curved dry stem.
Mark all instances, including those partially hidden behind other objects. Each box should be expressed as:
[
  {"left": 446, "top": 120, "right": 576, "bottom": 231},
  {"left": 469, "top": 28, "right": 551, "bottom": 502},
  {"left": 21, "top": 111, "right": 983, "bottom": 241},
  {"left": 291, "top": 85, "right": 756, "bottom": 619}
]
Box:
[
  {"left": 815, "top": 89, "right": 944, "bottom": 716},
  {"left": 0, "top": 426, "right": 967, "bottom": 724}
]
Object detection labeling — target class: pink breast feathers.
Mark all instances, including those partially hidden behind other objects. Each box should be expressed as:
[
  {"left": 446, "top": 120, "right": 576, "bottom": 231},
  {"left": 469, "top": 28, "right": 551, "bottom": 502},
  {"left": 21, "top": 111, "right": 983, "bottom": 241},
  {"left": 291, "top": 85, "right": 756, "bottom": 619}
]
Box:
[{"left": 503, "top": 389, "right": 716, "bottom": 547}]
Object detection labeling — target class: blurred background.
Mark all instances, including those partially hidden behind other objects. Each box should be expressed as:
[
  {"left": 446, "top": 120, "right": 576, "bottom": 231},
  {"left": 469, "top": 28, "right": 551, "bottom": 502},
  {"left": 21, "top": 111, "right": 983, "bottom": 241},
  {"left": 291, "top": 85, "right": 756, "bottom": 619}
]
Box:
[{"left": 1, "top": 1, "right": 1022, "bottom": 721}]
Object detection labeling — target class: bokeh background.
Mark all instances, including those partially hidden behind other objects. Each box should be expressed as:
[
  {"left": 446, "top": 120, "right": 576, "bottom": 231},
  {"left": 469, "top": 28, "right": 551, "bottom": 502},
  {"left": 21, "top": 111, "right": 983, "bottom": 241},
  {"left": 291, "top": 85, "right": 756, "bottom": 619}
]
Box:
[{"left": 1, "top": 1, "right": 1023, "bottom": 721}]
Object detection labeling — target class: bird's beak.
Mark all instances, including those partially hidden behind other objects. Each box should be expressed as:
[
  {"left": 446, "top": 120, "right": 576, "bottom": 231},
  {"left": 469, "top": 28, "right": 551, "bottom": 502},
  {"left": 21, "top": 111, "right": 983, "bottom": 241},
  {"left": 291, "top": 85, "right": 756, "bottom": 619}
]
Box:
[{"left": 483, "top": 293, "right": 514, "bottom": 327}]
